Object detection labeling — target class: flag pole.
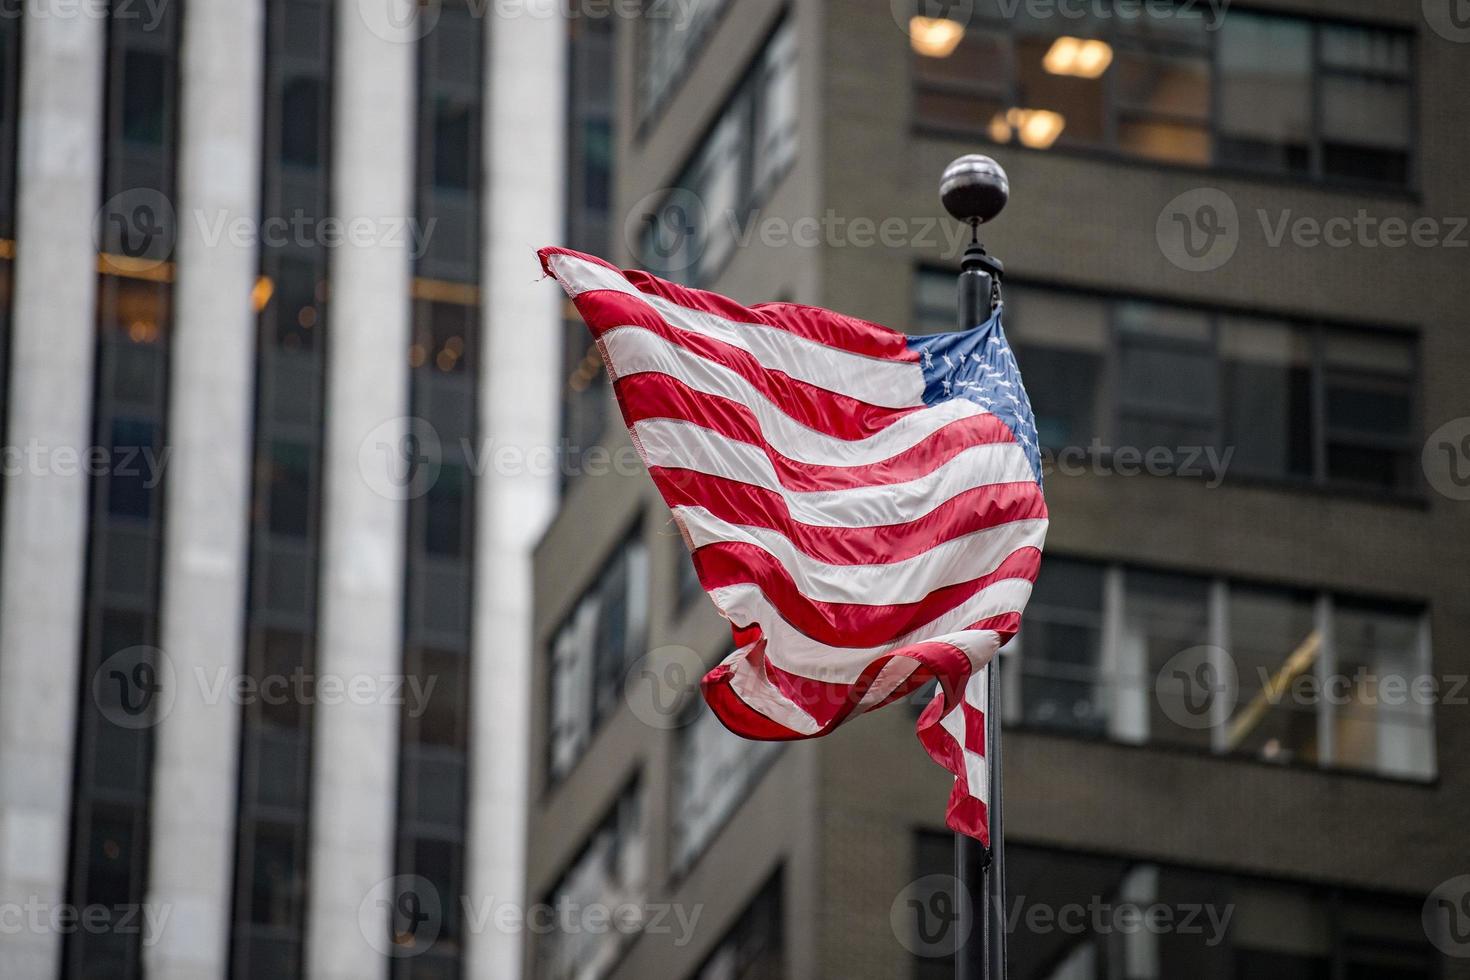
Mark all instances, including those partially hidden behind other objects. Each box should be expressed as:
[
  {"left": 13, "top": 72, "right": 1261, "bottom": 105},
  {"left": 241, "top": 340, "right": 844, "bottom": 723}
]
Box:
[{"left": 940, "top": 155, "right": 1010, "bottom": 980}]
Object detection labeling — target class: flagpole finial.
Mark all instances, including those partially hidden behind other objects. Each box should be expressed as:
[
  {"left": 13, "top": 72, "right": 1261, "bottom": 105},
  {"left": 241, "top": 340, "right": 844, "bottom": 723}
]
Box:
[{"left": 940, "top": 155, "right": 1009, "bottom": 228}]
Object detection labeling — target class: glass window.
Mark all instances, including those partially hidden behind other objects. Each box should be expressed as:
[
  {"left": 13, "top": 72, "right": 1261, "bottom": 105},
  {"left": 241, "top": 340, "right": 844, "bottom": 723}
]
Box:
[
  {"left": 1115, "top": 302, "right": 1217, "bottom": 451},
  {"left": 1322, "top": 331, "right": 1416, "bottom": 490},
  {"left": 913, "top": 6, "right": 1415, "bottom": 185},
  {"left": 1217, "top": 12, "right": 1312, "bottom": 172},
  {"left": 672, "top": 690, "right": 780, "bottom": 870},
  {"left": 267, "top": 440, "right": 312, "bottom": 538},
  {"left": 915, "top": 836, "right": 1438, "bottom": 980},
  {"left": 1014, "top": 558, "right": 1107, "bottom": 734},
  {"left": 1007, "top": 287, "right": 1108, "bottom": 451},
  {"left": 1224, "top": 586, "right": 1318, "bottom": 765},
  {"left": 1331, "top": 602, "right": 1434, "bottom": 779},
  {"left": 688, "top": 872, "right": 784, "bottom": 980},
  {"left": 1221, "top": 317, "right": 1314, "bottom": 481},
  {"left": 639, "top": 20, "right": 797, "bottom": 286},
  {"left": 536, "top": 783, "right": 647, "bottom": 980},
  {"left": 1121, "top": 569, "right": 1212, "bottom": 748},
  {"left": 548, "top": 528, "right": 651, "bottom": 781},
  {"left": 638, "top": 0, "right": 730, "bottom": 118},
  {"left": 919, "top": 273, "right": 1420, "bottom": 493}
]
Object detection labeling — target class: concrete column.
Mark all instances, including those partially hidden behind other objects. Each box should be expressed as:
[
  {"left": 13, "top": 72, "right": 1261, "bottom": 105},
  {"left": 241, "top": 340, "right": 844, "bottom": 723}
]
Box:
[
  {"left": 141, "top": 1, "right": 264, "bottom": 977},
  {"left": 466, "top": 3, "right": 565, "bottom": 977},
  {"left": 0, "top": 13, "right": 105, "bottom": 979},
  {"left": 305, "top": 2, "right": 415, "bottom": 977}
]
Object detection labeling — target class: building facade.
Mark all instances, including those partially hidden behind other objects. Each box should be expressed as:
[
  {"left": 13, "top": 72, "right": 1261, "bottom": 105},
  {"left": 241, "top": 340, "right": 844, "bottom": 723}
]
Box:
[
  {"left": 0, "top": 1, "right": 563, "bottom": 978},
  {"left": 528, "top": 0, "right": 1470, "bottom": 978}
]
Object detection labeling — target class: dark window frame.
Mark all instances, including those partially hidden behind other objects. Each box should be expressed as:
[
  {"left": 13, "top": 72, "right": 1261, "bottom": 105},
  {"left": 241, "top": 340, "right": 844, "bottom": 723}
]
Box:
[
  {"left": 914, "top": 267, "right": 1424, "bottom": 499},
  {"left": 910, "top": 1, "right": 1419, "bottom": 193}
]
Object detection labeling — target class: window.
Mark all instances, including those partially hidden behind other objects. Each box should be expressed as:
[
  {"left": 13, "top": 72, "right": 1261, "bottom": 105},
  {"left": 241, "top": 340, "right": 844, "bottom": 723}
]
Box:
[
  {"left": 916, "top": 270, "right": 1423, "bottom": 494},
  {"left": 688, "top": 871, "right": 784, "bottom": 980},
  {"left": 548, "top": 527, "right": 651, "bottom": 780},
  {"left": 911, "top": 2, "right": 1415, "bottom": 186},
  {"left": 1005, "top": 558, "right": 1437, "bottom": 780},
  {"left": 65, "top": 3, "right": 181, "bottom": 977},
  {"left": 232, "top": 0, "right": 334, "bottom": 973},
  {"left": 913, "top": 836, "right": 1440, "bottom": 980},
  {"left": 1014, "top": 559, "right": 1106, "bottom": 735},
  {"left": 535, "top": 781, "right": 648, "bottom": 980},
  {"left": 637, "top": 0, "right": 730, "bottom": 121},
  {"left": 672, "top": 686, "right": 780, "bottom": 871},
  {"left": 391, "top": 8, "right": 486, "bottom": 974},
  {"left": 638, "top": 19, "right": 798, "bottom": 286},
  {"left": 568, "top": 13, "right": 614, "bottom": 254}
]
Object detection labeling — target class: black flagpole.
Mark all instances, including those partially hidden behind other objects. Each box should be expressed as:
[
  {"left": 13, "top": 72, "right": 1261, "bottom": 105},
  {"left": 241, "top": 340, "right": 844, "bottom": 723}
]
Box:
[{"left": 942, "top": 155, "right": 1009, "bottom": 980}]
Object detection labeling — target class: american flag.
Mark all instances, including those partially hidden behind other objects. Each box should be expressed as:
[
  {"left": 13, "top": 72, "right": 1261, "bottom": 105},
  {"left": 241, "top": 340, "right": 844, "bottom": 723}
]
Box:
[{"left": 541, "top": 247, "right": 1047, "bottom": 845}]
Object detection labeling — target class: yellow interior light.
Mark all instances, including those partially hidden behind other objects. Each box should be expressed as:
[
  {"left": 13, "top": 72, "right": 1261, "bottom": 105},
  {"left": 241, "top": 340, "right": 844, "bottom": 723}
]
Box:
[
  {"left": 909, "top": 16, "right": 965, "bottom": 58},
  {"left": 1043, "top": 36, "right": 1114, "bottom": 79}
]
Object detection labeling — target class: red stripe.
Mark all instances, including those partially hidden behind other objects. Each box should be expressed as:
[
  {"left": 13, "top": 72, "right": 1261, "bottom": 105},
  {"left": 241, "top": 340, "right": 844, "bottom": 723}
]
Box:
[
  {"left": 539, "top": 246, "right": 918, "bottom": 363},
  {"left": 596, "top": 320, "right": 917, "bottom": 442},
  {"left": 702, "top": 628, "right": 993, "bottom": 738},
  {"left": 656, "top": 467, "right": 1047, "bottom": 565},
  {"left": 696, "top": 542, "right": 1037, "bottom": 649},
  {"left": 620, "top": 374, "right": 1015, "bottom": 492}
]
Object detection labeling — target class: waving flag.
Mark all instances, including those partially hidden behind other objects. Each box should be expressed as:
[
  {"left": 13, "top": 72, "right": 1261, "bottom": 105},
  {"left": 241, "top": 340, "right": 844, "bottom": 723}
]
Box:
[{"left": 540, "top": 247, "right": 1047, "bottom": 844}]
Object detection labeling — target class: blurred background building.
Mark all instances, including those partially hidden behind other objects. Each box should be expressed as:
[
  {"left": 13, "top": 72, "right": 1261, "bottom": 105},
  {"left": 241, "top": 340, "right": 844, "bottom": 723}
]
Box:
[
  {"left": 0, "top": 0, "right": 563, "bottom": 978},
  {"left": 531, "top": 0, "right": 1470, "bottom": 978}
]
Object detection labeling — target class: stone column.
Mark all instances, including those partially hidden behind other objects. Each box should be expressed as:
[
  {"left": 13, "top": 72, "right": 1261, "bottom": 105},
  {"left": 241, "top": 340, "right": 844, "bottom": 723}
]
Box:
[
  {"left": 0, "top": 12, "right": 105, "bottom": 978},
  {"left": 305, "top": 1, "right": 415, "bottom": 977},
  {"left": 141, "top": 1, "right": 264, "bottom": 977},
  {"left": 466, "top": 2, "right": 566, "bottom": 976}
]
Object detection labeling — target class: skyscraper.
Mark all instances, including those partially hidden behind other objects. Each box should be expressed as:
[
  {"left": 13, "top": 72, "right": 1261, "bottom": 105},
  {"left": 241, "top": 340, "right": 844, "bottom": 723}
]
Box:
[
  {"left": 527, "top": 1, "right": 1470, "bottom": 978},
  {"left": 0, "top": 1, "right": 564, "bottom": 977}
]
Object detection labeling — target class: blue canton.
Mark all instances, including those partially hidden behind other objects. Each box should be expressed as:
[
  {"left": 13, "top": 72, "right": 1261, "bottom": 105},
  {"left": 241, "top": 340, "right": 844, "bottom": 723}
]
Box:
[{"left": 907, "top": 306, "right": 1043, "bottom": 486}]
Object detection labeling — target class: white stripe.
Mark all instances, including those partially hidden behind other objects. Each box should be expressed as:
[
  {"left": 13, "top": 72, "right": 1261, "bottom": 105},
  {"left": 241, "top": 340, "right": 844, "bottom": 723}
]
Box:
[
  {"left": 708, "top": 581, "right": 1029, "bottom": 683},
  {"left": 548, "top": 252, "right": 926, "bottom": 409},
  {"left": 718, "top": 643, "right": 822, "bottom": 737},
  {"left": 719, "top": 630, "right": 1000, "bottom": 732},
  {"left": 602, "top": 325, "right": 976, "bottom": 467},
  {"left": 635, "top": 420, "right": 1035, "bottom": 527},
  {"left": 676, "top": 505, "right": 1046, "bottom": 606},
  {"left": 942, "top": 669, "right": 990, "bottom": 803}
]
